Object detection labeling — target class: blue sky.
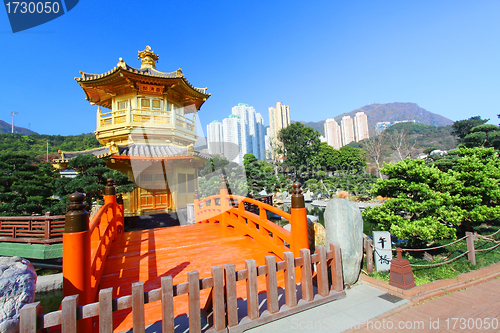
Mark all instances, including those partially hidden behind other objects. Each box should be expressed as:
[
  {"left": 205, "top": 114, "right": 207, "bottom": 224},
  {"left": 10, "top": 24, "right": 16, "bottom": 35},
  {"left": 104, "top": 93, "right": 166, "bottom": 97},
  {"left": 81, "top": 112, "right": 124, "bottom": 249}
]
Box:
[{"left": 1, "top": 0, "right": 499, "bottom": 136}]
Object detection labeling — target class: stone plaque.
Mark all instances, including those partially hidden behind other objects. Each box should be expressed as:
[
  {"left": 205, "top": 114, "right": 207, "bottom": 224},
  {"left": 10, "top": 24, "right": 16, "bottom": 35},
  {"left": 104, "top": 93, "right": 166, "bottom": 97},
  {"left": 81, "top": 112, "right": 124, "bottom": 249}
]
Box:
[{"left": 373, "top": 231, "right": 392, "bottom": 271}]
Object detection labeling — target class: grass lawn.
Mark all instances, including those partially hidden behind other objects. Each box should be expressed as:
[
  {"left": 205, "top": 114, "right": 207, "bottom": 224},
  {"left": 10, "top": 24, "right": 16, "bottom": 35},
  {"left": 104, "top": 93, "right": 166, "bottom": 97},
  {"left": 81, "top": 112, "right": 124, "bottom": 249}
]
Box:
[{"left": 365, "top": 220, "right": 500, "bottom": 285}]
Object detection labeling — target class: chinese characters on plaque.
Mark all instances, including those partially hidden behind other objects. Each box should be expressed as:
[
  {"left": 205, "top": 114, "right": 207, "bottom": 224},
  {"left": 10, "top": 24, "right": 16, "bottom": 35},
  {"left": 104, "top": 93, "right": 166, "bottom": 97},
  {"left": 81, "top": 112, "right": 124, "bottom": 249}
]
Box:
[{"left": 372, "top": 231, "right": 392, "bottom": 271}]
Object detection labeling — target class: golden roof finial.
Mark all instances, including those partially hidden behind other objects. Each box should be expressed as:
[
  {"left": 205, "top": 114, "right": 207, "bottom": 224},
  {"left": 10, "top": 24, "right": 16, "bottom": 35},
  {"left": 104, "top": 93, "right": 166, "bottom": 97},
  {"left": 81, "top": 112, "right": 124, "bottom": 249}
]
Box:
[
  {"left": 117, "top": 57, "right": 127, "bottom": 69},
  {"left": 138, "top": 45, "right": 159, "bottom": 69}
]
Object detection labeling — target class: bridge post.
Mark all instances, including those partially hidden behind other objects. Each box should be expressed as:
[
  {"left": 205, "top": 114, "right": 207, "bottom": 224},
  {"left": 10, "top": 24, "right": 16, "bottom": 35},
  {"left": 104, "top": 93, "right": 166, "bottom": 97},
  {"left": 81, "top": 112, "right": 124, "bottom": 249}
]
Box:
[
  {"left": 63, "top": 192, "right": 92, "bottom": 331},
  {"left": 220, "top": 175, "right": 229, "bottom": 227},
  {"left": 117, "top": 193, "right": 124, "bottom": 233},
  {"left": 194, "top": 190, "right": 200, "bottom": 222},
  {"left": 290, "top": 182, "right": 309, "bottom": 259},
  {"left": 104, "top": 179, "right": 118, "bottom": 239}
]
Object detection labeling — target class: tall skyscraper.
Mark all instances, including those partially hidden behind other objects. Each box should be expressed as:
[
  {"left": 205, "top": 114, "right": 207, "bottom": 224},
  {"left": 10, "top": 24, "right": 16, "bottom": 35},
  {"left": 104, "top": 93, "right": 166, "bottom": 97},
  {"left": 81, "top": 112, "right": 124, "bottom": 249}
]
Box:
[
  {"left": 354, "top": 112, "right": 369, "bottom": 142},
  {"left": 268, "top": 102, "right": 290, "bottom": 156},
  {"left": 324, "top": 118, "right": 342, "bottom": 149},
  {"left": 254, "top": 113, "right": 266, "bottom": 160},
  {"left": 207, "top": 120, "right": 223, "bottom": 154},
  {"left": 341, "top": 116, "right": 355, "bottom": 146},
  {"left": 207, "top": 103, "right": 266, "bottom": 164},
  {"left": 222, "top": 114, "right": 242, "bottom": 164}
]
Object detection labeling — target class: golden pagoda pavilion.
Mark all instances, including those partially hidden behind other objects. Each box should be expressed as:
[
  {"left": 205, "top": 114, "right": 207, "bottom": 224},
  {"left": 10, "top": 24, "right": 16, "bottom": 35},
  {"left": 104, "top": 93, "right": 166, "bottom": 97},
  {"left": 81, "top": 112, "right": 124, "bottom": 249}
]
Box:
[{"left": 57, "top": 46, "right": 211, "bottom": 217}]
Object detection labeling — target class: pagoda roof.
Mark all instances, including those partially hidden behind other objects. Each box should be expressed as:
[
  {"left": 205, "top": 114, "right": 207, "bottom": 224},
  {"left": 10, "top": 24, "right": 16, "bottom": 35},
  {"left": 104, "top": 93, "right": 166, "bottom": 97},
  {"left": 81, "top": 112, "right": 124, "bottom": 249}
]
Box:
[
  {"left": 55, "top": 144, "right": 210, "bottom": 163},
  {"left": 75, "top": 46, "right": 210, "bottom": 110}
]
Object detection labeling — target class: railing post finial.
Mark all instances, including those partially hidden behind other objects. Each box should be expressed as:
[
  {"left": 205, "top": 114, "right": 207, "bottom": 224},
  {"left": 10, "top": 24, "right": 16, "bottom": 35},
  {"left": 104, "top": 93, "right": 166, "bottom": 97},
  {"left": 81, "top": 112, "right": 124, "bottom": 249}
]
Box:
[
  {"left": 105, "top": 178, "right": 116, "bottom": 196},
  {"left": 116, "top": 193, "right": 124, "bottom": 205},
  {"left": 220, "top": 174, "right": 227, "bottom": 190},
  {"left": 65, "top": 192, "right": 88, "bottom": 233},
  {"left": 291, "top": 181, "right": 305, "bottom": 209}
]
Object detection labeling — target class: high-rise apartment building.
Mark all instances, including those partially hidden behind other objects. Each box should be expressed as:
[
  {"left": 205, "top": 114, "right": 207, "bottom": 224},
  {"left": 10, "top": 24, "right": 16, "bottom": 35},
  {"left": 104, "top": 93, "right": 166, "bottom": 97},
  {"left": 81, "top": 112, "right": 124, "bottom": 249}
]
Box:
[
  {"left": 354, "top": 112, "right": 369, "bottom": 142},
  {"left": 341, "top": 116, "right": 355, "bottom": 146},
  {"left": 268, "top": 102, "right": 290, "bottom": 157},
  {"left": 207, "top": 120, "right": 224, "bottom": 154},
  {"left": 206, "top": 103, "right": 266, "bottom": 164},
  {"left": 254, "top": 113, "right": 266, "bottom": 160},
  {"left": 324, "top": 118, "right": 342, "bottom": 149},
  {"left": 222, "top": 114, "right": 242, "bottom": 164},
  {"left": 268, "top": 102, "right": 290, "bottom": 143}
]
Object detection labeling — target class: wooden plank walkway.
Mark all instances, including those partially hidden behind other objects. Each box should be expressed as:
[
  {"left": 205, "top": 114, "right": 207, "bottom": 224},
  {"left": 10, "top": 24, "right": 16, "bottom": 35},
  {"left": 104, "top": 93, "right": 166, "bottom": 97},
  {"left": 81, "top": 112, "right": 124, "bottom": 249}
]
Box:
[
  {"left": 349, "top": 277, "right": 500, "bottom": 332},
  {"left": 99, "top": 224, "right": 285, "bottom": 332}
]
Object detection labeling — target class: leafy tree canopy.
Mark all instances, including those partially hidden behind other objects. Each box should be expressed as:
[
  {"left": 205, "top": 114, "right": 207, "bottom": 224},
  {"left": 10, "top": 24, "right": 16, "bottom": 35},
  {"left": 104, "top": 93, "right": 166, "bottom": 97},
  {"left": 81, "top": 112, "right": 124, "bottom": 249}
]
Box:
[
  {"left": 462, "top": 123, "right": 500, "bottom": 149},
  {"left": 363, "top": 147, "right": 500, "bottom": 246},
  {"left": 0, "top": 153, "right": 59, "bottom": 216},
  {"left": 451, "top": 116, "right": 488, "bottom": 140},
  {"left": 54, "top": 154, "right": 135, "bottom": 211},
  {"left": 277, "top": 123, "right": 321, "bottom": 176},
  {"left": 198, "top": 155, "right": 246, "bottom": 198}
]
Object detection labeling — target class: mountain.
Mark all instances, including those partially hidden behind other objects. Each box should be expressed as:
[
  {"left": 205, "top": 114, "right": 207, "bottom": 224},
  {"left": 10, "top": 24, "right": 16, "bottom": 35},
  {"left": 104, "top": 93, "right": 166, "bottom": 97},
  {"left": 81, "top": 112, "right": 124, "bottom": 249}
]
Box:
[
  {"left": 0, "top": 120, "right": 37, "bottom": 135},
  {"left": 297, "top": 102, "right": 453, "bottom": 136}
]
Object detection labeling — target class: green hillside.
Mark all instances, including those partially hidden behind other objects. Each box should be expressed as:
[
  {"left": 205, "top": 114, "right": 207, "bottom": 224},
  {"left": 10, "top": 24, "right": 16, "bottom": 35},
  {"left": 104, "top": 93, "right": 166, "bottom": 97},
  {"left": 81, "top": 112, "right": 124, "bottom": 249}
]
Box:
[
  {"left": 349, "top": 122, "right": 457, "bottom": 164},
  {"left": 0, "top": 133, "right": 101, "bottom": 161}
]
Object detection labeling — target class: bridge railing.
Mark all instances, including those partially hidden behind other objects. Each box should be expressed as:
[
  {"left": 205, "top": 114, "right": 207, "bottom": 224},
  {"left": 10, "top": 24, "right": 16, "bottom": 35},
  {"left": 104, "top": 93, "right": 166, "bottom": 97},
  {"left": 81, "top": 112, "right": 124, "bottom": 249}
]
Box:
[
  {"left": 0, "top": 212, "right": 65, "bottom": 244},
  {"left": 62, "top": 179, "right": 124, "bottom": 319},
  {"left": 20, "top": 244, "right": 345, "bottom": 333},
  {"left": 195, "top": 177, "right": 309, "bottom": 259}
]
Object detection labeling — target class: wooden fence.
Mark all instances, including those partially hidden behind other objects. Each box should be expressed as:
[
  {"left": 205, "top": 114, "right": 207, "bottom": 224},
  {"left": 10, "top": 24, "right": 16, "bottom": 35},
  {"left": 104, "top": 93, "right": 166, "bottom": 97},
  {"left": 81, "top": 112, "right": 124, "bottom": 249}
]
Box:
[
  {"left": 0, "top": 212, "right": 65, "bottom": 244},
  {"left": 20, "top": 244, "right": 345, "bottom": 333}
]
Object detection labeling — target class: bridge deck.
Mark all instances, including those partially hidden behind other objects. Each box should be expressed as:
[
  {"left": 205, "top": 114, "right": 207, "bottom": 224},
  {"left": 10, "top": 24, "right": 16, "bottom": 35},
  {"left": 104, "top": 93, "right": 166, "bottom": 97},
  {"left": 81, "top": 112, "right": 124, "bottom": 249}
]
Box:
[{"left": 99, "top": 223, "right": 284, "bottom": 332}]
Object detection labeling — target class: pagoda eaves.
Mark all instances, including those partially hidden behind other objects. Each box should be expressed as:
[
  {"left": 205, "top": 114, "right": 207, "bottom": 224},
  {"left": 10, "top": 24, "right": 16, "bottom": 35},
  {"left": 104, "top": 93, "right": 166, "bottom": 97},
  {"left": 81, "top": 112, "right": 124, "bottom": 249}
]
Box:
[{"left": 76, "top": 61, "right": 210, "bottom": 111}]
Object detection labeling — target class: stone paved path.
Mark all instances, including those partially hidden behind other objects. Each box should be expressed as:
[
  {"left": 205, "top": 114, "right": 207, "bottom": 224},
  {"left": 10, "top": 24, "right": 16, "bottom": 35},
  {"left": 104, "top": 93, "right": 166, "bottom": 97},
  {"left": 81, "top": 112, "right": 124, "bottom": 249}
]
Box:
[{"left": 348, "top": 277, "right": 500, "bottom": 332}]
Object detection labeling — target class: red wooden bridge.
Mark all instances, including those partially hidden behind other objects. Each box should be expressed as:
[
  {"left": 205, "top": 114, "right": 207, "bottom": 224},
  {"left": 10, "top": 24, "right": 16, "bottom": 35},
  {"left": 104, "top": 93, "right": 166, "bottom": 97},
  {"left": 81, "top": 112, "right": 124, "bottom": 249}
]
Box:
[{"left": 20, "top": 179, "right": 345, "bottom": 332}]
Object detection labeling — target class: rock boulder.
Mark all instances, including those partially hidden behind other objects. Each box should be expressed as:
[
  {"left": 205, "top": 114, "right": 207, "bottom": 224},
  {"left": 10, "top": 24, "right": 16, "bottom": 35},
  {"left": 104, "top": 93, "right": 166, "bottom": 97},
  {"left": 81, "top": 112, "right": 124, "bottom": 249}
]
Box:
[
  {"left": 0, "top": 256, "right": 37, "bottom": 333},
  {"left": 324, "top": 198, "right": 363, "bottom": 286}
]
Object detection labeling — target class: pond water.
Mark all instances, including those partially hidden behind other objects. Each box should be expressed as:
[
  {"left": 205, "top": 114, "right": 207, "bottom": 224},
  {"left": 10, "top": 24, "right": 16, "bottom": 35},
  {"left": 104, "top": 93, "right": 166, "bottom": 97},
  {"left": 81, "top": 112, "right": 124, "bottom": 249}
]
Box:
[{"left": 35, "top": 289, "right": 63, "bottom": 313}]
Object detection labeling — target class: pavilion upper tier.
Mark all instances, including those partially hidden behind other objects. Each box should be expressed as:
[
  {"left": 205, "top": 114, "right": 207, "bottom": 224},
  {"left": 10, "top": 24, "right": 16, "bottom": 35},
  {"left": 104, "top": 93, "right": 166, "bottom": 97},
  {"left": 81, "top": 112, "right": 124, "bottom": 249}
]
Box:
[{"left": 75, "top": 46, "right": 210, "bottom": 146}]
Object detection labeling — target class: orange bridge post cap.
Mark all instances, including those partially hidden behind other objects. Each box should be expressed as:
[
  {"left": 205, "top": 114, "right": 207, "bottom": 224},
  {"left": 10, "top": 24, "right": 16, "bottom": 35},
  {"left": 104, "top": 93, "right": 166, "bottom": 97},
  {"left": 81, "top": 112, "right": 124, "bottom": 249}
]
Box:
[
  {"left": 291, "top": 182, "right": 305, "bottom": 209},
  {"left": 65, "top": 192, "right": 89, "bottom": 233}
]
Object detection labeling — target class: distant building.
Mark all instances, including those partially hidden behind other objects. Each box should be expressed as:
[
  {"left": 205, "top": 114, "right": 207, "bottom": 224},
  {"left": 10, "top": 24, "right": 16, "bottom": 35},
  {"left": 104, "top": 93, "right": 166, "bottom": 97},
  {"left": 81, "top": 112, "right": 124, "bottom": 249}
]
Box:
[
  {"left": 222, "top": 114, "right": 242, "bottom": 164},
  {"left": 376, "top": 119, "right": 419, "bottom": 134},
  {"left": 207, "top": 103, "right": 266, "bottom": 164},
  {"left": 354, "top": 112, "right": 369, "bottom": 142},
  {"left": 265, "top": 127, "right": 272, "bottom": 159},
  {"left": 207, "top": 120, "right": 223, "bottom": 154},
  {"left": 341, "top": 116, "right": 355, "bottom": 146},
  {"left": 268, "top": 102, "right": 291, "bottom": 157},
  {"left": 324, "top": 118, "right": 342, "bottom": 149},
  {"left": 375, "top": 121, "right": 391, "bottom": 135}
]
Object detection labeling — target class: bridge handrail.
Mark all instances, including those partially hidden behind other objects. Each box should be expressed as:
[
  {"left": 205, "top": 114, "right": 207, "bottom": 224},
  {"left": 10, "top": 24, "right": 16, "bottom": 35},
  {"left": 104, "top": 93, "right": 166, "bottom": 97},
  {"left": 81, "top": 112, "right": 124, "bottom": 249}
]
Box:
[
  {"left": 63, "top": 179, "right": 124, "bottom": 309},
  {"left": 88, "top": 202, "right": 116, "bottom": 301},
  {"left": 229, "top": 194, "right": 291, "bottom": 220},
  {"left": 197, "top": 193, "right": 292, "bottom": 256},
  {"left": 229, "top": 195, "right": 291, "bottom": 256}
]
